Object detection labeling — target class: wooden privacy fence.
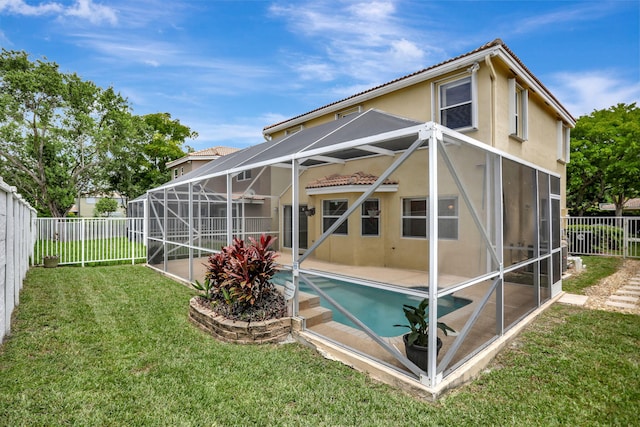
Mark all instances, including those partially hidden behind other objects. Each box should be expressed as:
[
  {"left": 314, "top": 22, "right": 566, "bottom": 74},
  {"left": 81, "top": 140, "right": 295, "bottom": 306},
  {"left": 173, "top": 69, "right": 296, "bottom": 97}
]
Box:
[
  {"left": 34, "top": 217, "right": 146, "bottom": 266},
  {"left": 0, "top": 178, "right": 36, "bottom": 343},
  {"left": 563, "top": 217, "right": 640, "bottom": 258}
]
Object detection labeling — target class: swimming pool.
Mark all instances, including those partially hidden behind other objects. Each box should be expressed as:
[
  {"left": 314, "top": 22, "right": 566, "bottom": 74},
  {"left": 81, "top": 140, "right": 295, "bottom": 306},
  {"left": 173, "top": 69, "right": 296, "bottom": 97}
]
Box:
[{"left": 273, "top": 272, "right": 471, "bottom": 337}]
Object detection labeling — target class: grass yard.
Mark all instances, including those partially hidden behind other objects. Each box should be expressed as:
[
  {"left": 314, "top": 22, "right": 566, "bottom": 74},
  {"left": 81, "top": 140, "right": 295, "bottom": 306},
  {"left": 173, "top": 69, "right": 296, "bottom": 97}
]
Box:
[
  {"left": 1, "top": 265, "right": 638, "bottom": 426},
  {"left": 562, "top": 256, "right": 623, "bottom": 294},
  {"left": 33, "top": 237, "right": 146, "bottom": 266}
]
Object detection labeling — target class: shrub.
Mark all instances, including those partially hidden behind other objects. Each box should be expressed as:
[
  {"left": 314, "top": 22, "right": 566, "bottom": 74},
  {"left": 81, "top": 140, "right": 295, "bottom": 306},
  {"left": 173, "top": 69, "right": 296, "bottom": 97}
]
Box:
[
  {"left": 200, "top": 235, "right": 285, "bottom": 321},
  {"left": 567, "top": 224, "right": 624, "bottom": 252}
]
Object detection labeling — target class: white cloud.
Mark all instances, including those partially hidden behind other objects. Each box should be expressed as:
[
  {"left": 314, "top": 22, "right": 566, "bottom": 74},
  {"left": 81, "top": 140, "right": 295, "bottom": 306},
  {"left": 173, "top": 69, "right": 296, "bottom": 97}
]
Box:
[
  {"left": 0, "top": 0, "right": 63, "bottom": 15},
  {"left": 514, "top": 2, "right": 617, "bottom": 35},
  {"left": 0, "top": 0, "right": 117, "bottom": 24},
  {"left": 294, "top": 61, "right": 335, "bottom": 82},
  {"left": 65, "top": 0, "right": 117, "bottom": 25},
  {"left": 269, "top": 0, "right": 437, "bottom": 87},
  {"left": 184, "top": 112, "right": 298, "bottom": 150},
  {"left": 187, "top": 120, "right": 267, "bottom": 150},
  {"left": 548, "top": 70, "right": 640, "bottom": 117}
]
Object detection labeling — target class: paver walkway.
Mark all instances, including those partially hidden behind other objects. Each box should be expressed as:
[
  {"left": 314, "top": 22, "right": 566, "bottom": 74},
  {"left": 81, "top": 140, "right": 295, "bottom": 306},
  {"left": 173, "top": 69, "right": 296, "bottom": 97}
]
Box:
[
  {"left": 559, "top": 272, "right": 640, "bottom": 313},
  {"left": 605, "top": 276, "right": 640, "bottom": 310}
]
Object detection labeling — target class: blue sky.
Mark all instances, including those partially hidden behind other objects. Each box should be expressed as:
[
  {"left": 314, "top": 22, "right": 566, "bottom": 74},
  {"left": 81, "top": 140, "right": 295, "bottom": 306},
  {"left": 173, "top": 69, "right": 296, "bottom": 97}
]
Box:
[{"left": 1, "top": 0, "right": 638, "bottom": 150}]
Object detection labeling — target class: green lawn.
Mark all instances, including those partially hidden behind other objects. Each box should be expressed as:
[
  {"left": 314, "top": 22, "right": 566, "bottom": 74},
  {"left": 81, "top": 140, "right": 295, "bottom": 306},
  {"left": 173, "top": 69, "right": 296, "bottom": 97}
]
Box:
[
  {"left": 562, "top": 255, "right": 623, "bottom": 294},
  {"left": 1, "top": 265, "right": 638, "bottom": 426}
]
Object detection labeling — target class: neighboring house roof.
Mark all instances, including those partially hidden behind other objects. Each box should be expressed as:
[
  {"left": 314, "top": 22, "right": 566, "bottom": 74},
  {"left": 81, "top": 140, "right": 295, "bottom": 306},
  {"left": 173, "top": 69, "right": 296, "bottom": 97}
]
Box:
[
  {"left": 306, "top": 172, "right": 398, "bottom": 189},
  {"left": 166, "top": 146, "right": 240, "bottom": 168},
  {"left": 599, "top": 198, "right": 640, "bottom": 211},
  {"left": 263, "top": 38, "right": 575, "bottom": 137}
]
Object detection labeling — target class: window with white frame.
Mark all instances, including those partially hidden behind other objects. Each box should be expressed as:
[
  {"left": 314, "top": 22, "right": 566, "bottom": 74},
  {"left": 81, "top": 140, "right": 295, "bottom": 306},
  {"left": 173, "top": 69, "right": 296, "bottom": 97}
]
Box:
[
  {"left": 361, "top": 199, "right": 380, "bottom": 236},
  {"left": 439, "top": 76, "right": 474, "bottom": 130},
  {"left": 173, "top": 169, "right": 179, "bottom": 179},
  {"left": 402, "top": 196, "right": 458, "bottom": 239},
  {"left": 323, "top": 199, "right": 348, "bottom": 235},
  {"left": 237, "top": 170, "right": 252, "bottom": 181},
  {"left": 509, "top": 78, "right": 528, "bottom": 140},
  {"left": 438, "top": 196, "right": 459, "bottom": 239},
  {"left": 284, "top": 125, "right": 303, "bottom": 136},
  {"left": 556, "top": 121, "right": 570, "bottom": 163},
  {"left": 402, "top": 198, "right": 427, "bottom": 238},
  {"left": 335, "top": 105, "right": 362, "bottom": 120}
]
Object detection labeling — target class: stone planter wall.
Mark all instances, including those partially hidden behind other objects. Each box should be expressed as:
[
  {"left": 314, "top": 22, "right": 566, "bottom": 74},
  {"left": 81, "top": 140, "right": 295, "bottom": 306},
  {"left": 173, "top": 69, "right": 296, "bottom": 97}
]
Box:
[{"left": 189, "top": 297, "right": 293, "bottom": 344}]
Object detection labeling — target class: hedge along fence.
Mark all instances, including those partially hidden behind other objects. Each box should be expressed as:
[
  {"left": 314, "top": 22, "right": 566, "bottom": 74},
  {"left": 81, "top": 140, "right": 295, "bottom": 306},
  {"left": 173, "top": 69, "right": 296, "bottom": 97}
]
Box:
[
  {"left": 0, "top": 177, "right": 37, "bottom": 343},
  {"left": 566, "top": 224, "right": 624, "bottom": 252}
]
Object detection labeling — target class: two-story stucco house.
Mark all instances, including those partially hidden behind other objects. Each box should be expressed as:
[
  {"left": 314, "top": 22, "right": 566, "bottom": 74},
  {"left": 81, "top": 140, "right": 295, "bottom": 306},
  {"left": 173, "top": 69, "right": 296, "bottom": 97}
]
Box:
[
  {"left": 166, "top": 146, "right": 239, "bottom": 181},
  {"left": 139, "top": 39, "right": 575, "bottom": 395}
]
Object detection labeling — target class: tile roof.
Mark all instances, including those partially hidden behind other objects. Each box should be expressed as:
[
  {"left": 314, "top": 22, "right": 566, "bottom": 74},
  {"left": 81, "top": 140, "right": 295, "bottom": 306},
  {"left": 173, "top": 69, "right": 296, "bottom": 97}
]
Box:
[
  {"left": 189, "top": 146, "right": 240, "bottom": 157},
  {"left": 306, "top": 171, "right": 398, "bottom": 189},
  {"left": 600, "top": 198, "right": 640, "bottom": 211},
  {"left": 166, "top": 146, "right": 240, "bottom": 168}
]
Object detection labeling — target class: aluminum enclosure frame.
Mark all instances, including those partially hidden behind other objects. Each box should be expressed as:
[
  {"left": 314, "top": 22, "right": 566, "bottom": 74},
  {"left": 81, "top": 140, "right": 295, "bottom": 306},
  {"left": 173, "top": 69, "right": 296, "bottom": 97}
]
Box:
[{"left": 139, "top": 117, "right": 563, "bottom": 388}]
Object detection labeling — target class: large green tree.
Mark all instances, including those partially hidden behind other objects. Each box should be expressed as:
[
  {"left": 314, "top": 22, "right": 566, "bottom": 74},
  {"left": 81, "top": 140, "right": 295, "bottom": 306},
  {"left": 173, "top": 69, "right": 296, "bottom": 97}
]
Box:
[
  {"left": 567, "top": 103, "right": 640, "bottom": 216},
  {"left": 0, "top": 50, "right": 197, "bottom": 217},
  {"left": 0, "top": 49, "right": 133, "bottom": 217},
  {"left": 104, "top": 112, "right": 197, "bottom": 204}
]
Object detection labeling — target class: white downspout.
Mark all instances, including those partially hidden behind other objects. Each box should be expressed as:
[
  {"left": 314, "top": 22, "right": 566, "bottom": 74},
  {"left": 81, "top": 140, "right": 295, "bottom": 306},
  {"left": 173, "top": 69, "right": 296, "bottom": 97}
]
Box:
[{"left": 485, "top": 54, "right": 497, "bottom": 147}]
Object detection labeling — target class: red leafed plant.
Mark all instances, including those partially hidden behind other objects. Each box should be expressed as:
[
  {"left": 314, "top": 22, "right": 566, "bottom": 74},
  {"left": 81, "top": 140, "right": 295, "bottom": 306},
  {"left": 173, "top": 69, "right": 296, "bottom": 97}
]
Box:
[{"left": 198, "top": 234, "right": 285, "bottom": 321}]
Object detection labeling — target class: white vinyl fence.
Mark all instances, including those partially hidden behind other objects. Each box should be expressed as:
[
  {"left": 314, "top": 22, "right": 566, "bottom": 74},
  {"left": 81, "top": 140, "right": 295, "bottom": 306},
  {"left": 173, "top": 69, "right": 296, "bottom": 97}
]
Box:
[
  {"left": 563, "top": 217, "right": 640, "bottom": 258},
  {"left": 1, "top": 178, "right": 36, "bottom": 343},
  {"left": 34, "top": 217, "right": 146, "bottom": 266}
]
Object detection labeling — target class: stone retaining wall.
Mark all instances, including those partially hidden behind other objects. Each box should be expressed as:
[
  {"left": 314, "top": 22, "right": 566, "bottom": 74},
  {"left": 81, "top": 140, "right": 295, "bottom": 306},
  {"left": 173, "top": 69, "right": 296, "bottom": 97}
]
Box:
[{"left": 188, "top": 297, "right": 294, "bottom": 344}]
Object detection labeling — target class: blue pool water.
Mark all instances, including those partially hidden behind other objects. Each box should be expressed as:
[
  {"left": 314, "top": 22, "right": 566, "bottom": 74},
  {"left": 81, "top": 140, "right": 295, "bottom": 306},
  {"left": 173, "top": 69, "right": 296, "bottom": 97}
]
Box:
[{"left": 273, "top": 272, "right": 471, "bottom": 337}]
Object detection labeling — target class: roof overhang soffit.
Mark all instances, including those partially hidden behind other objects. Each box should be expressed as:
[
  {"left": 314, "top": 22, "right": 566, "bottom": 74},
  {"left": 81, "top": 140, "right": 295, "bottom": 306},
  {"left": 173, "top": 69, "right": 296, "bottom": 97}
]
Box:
[{"left": 306, "top": 184, "right": 398, "bottom": 196}]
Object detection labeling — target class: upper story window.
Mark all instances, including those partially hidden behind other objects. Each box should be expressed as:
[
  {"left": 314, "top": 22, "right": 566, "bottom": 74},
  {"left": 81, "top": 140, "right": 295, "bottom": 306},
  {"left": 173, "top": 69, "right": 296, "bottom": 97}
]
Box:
[
  {"left": 284, "top": 125, "right": 303, "bottom": 136},
  {"left": 556, "top": 121, "right": 570, "bottom": 163},
  {"left": 335, "top": 106, "right": 362, "bottom": 120},
  {"left": 323, "top": 199, "right": 348, "bottom": 235},
  {"left": 237, "top": 170, "right": 252, "bottom": 181},
  {"left": 509, "top": 78, "right": 528, "bottom": 141},
  {"left": 401, "top": 196, "right": 459, "bottom": 240},
  {"left": 173, "top": 169, "right": 179, "bottom": 179},
  {"left": 438, "top": 73, "right": 477, "bottom": 131},
  {"left": 361, "top": 198, "right": 380, "bottom": 236}
]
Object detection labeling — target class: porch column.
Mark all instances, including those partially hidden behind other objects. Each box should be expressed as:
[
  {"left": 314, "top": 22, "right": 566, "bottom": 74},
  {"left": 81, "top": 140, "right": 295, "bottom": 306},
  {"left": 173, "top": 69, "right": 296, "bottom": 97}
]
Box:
[
  {"left": 188, "top": 182, "right": 194, "bottom": 282},
  {"left": 226, "top": 173, "right": 233, "bottom": 246},
  {"left": 291, "top": 159, "right": 300, "bottom": 316},
  {"left": 494, "top": 155, "right": 504, "bottom": 334},
  {"left": 427, "top": 127, "right": 441, "bottom": 387},
  {"left": 163, "top": 187, "right": 168, "bottom": 272}
]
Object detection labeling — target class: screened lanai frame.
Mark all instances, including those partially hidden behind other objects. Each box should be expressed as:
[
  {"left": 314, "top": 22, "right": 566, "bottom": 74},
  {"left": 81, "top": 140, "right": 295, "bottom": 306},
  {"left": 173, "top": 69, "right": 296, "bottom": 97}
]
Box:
[{"left": 136, "top": 109, "right": 562, "bottom": 389}]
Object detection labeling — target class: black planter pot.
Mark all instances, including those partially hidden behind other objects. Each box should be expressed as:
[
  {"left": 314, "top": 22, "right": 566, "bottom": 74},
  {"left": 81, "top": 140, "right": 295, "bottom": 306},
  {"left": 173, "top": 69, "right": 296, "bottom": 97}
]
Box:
[
  {"left": 402, "top": 333, "right": 443, "bottom": 371},
  {"left": 43, "top": 256, "right": 59, "bottom": 268}
]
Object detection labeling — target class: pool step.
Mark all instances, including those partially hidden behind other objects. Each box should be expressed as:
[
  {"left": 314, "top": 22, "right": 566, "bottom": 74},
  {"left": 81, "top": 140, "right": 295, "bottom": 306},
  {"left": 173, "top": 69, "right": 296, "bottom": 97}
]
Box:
[
  {"left": 298, "top": 290, "right": 321, "bottom": 310},
  {"left": 300, "top": 305, "right": 334, "bottom": 327}
]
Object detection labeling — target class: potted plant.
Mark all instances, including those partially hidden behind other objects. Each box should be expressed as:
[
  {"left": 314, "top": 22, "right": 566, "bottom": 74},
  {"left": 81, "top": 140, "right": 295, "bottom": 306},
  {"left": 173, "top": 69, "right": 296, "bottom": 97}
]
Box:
[
  {"left": 43, "top": 255, "right": 59, "bottom": 268},
  {"left": 394, "top": 298, "right": 455, "bottom": 371}
]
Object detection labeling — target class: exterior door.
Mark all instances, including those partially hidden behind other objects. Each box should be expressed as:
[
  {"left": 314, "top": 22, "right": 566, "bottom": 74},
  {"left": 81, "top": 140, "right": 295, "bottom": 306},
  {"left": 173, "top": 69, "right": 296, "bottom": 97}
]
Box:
[{"left": 283, "top": 205, "right": 308, "bottom": 251}]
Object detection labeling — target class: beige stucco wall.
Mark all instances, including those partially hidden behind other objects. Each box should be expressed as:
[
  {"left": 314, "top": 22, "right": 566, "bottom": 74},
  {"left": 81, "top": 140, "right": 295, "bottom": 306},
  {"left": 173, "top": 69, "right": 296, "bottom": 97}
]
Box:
[
  {"left": 76, "top": 195, "right": 126, "bottom": 217},
  {"left": 278, "top": 149, "right": 493, "bottom": 279},
  {"left": 269, "top": 57, "right": 569, "bottom": 213},
  {"left": 170, "top": 159, "right": 212, "bottom": 181}
]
